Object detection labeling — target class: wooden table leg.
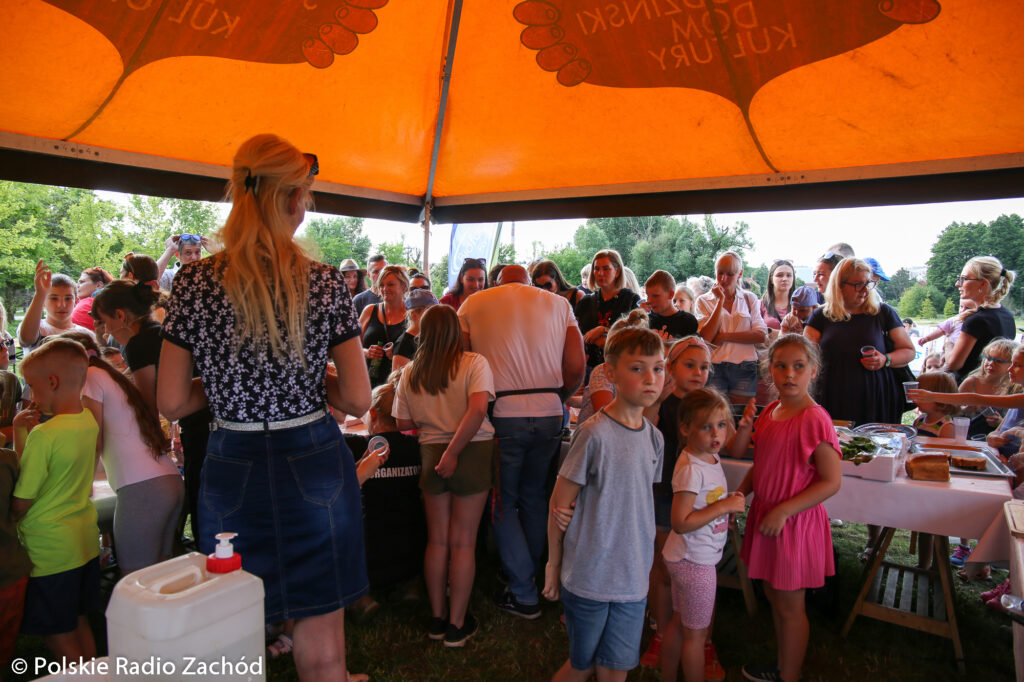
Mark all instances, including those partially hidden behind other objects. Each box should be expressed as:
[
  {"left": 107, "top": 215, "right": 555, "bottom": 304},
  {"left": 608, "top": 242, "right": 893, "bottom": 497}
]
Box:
[
  {"left": 933, "top": 535, "right": 966, "bottom": 674},
  {"left": 842, "top": 527, "right": 896, "bottom": 637}
]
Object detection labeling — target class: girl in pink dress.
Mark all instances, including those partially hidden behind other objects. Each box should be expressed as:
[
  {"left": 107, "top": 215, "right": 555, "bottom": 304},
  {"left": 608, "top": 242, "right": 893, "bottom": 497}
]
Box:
[{"left": 732, "top": 334, "right": 842, "bottom": 682}]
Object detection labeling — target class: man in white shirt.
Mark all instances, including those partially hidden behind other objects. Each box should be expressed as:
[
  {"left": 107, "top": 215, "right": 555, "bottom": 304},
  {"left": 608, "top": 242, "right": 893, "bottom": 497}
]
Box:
[{"left": 458, "top": 265, "right": 585, "bottom": 618}]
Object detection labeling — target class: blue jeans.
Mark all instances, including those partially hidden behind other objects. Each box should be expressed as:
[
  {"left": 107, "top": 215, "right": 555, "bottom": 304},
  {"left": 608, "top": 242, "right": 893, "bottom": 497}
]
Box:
[
  {"left": 491, "top": 415, "right": 563, "bottom": 605},
  {"left": 561, "top": 587, "right": 646, "bottom": 671}
]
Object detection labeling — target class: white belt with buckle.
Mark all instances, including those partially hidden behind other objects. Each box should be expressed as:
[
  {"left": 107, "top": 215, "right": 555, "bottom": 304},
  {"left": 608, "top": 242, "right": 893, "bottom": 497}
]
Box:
[{"left": 212, "top": 408, "right": 327, "bottom": 432}]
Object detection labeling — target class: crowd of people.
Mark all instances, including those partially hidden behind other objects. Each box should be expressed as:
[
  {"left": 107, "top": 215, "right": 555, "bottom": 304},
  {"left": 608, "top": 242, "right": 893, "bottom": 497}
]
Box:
[{"left": 1, "top": 133, "right": 1021, "bottom": 682}]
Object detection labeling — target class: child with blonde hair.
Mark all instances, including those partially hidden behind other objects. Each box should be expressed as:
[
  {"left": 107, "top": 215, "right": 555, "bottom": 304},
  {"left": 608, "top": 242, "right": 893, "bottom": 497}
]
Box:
[
  {"left": 958, "top": 338, "right": 1019, "bottom": 438},
  {"left": 577, "top": 310, "right": 649, "bottom": 424},
  {"left": 658, "top": 388, "right": 746, "bottom": 682},
  {"left": 729, "top": 334, "right": 842, "bottom": 682},
  {"left": 12, "top": 339, "right": 100, "bottom": 662}
]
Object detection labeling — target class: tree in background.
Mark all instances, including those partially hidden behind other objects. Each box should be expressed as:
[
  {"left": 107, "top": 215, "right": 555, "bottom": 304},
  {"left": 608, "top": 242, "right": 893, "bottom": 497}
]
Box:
[
  {"left": 898, "top": 283, "right": 945, "bottom": 318},
  {"left": 877, "top": 267, "right": 916, "bottom": 303},
  {"left": 375, "top": 236, "right": 422, "bottom": 270},
  {"left": 943, "top": 298, "right": 956, "bottom": 317},
  {"left": 303, "top": 216, "right": 371, "bottom": 268},
  {"left": 927, "top": 214, "right": 1024, "bottom": 311},
  {"left": 629, "top": 215, "right": 754, "bottom": 283},
  {"left": 919, "top": 296, "right": 936, "bottom": 320}
]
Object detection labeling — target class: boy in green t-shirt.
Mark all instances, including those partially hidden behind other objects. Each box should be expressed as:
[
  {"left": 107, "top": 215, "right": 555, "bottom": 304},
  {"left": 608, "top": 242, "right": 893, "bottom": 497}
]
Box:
[{"left": 12, "top": 338, "right": 100, "bottom": 662}]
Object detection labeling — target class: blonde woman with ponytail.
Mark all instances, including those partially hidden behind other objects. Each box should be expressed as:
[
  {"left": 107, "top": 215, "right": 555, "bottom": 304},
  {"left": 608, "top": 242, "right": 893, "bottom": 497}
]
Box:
[
  {"left": 159, "top": 134, "right": 372, "bottom": 682},
  {"left": 943, "top": 255, "right": 1016, "bottom": 382}
]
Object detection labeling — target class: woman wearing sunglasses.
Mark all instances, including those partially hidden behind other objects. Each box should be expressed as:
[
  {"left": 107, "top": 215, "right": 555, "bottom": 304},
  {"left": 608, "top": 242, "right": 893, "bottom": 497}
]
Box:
[
  {"left": 940, "top": 256, "right": 1016, "bottom": 382},
  {"left": 530, "top": 259, "right": 583, "bottom": 308},
  {"left": 158, "top": 134, "right": 371, "bottom": 681},
  {"left": 440, "top": 258, "right": 487, "bottom": 311}
]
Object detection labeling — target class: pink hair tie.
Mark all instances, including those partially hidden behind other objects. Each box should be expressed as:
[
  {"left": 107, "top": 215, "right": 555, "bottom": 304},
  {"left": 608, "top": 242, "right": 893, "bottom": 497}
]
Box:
[
  {"left": 666, "top": 335, "right": 710, "bottom": 364},
  {"left": 87, "top": 349, "right": 98, "bottom": 359},
  {"left": 145, "top": 280, "right": 159, "bottom": 289}
]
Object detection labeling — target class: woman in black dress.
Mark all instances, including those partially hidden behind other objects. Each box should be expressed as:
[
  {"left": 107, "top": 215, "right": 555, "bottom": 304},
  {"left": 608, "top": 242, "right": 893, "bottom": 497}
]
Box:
[
  {"left": 942, "top": 256, "right": 1016, "bottom": 382},
  {"left": 804, "top": 257, "right": 915, "bottom": 427}
]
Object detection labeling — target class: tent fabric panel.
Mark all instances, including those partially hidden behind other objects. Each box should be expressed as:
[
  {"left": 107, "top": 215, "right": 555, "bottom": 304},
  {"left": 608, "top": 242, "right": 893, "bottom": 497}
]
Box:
[
  {"left": 433, "top": 0, "right": 1023, "bottom": 197},
  {"left": 2, "top": 0, "right": 450, "bottom": 197},
  {"left": 748, "top": 1, "right": 1024, "bottom": 169}
]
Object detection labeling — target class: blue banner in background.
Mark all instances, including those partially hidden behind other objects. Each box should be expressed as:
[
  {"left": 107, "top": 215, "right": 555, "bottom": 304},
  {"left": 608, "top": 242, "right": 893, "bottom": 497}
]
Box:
[{"left": 448, "top": 223, "right": 501, "bottom": 290}]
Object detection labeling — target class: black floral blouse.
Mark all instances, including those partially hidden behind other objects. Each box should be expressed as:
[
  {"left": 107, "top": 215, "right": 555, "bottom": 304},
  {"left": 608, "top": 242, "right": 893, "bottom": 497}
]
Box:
[{"left": 162, "top": 257, "right": 360, "bottom": 422}]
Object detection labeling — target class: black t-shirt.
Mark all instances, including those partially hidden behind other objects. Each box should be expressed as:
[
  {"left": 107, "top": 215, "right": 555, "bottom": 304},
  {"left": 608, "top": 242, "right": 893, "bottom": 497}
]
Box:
[
  {"left": 655, "top": 393, "right": 682, "bottom": 496},
  {"left": 124, "top": 319, "right": 163, "bottom": 372},
  {"left": 648, "top": 311, "right": 698, "bottom": 339},
  {"left": 352, "top": 289, "right": 381, "bottom": 313},
  {"left": 344, "top": 431, "right": 426, "bottom": 588},
  {"left": 394, "top": 332, "right": 419, "bottom": 360},
  {"left": 958, "top": 306, "right": 1016, "bottom": 382},
  {"left": 574, "top": 288, "right": 642, "bottom": 366}
]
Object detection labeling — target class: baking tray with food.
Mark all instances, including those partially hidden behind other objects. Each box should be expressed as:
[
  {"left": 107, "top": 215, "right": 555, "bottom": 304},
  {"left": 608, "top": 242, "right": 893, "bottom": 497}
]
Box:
[
  {"left": 910, "top": 439, "right": 1014, "bottom": 480},
  {"left": 853, "top": 423, "right": 918, "bottom": 439}
]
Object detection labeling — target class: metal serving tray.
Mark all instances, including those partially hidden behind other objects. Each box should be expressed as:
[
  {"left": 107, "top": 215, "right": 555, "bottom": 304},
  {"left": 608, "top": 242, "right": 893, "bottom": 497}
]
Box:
[
  {"left": 853, "top": 423, "right": 918, "bottom": 439},
  {"left": 911, "top": 440, "right": 1015, "bottom": 480}
]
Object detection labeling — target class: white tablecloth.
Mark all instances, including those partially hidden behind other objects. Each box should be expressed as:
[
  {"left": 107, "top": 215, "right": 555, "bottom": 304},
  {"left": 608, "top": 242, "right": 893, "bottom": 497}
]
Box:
[{"left": 721, "top": 454, "right": 1012, "bottom": 563}]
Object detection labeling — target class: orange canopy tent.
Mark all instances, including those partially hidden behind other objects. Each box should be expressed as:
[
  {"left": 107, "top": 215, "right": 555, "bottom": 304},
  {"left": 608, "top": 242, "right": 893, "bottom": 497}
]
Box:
[{"left": 2, "top": 0, "right": 1023, "bottom": 236}]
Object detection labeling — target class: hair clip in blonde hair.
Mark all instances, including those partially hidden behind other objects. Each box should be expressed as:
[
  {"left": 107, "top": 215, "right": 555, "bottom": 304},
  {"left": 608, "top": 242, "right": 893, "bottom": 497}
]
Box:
[{"left": 243, "top": 169, "right": 258, "bottom": 193}]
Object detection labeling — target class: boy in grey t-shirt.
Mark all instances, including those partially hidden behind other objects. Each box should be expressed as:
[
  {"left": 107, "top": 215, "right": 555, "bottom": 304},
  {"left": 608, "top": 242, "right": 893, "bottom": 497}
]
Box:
[{"left": 543, "top": 326, "right": 665, "bottom": 681}]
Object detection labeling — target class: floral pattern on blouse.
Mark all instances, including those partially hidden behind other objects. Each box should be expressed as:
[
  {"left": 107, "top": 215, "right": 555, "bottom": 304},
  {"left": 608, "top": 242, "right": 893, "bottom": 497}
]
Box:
[{"left": 162, "top": 257, "right": 360, "bottom": 422}]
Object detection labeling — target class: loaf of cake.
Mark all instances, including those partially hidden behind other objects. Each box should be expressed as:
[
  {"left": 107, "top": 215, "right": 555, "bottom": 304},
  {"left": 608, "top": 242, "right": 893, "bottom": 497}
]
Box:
[
  {"left": 906, "top": 454, "right": 950, "bottom": 481},
  {"left": 951, "top": 455, "right": 987, "bottom": 471}
]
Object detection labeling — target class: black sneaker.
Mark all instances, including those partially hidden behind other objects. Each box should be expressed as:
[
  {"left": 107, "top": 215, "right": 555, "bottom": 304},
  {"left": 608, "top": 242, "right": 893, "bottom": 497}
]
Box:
[
  {"left": 494, "top": 588, "right": 541, "bottom": 620},
  {"left": 443, "top": 613, "right": 478, "bottom": 648},
  {"left": 427, "top": 616, "right": 446, "bottom": 641},
  {"left": 741, "top": 663, "right": 783, "bottom": 681}
]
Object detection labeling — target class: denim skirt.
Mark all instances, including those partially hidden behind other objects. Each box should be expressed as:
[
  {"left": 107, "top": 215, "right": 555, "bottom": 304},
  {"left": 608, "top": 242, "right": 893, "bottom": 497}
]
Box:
[{"left": 198, "top": 414, "right": 368, "bottom": 622}]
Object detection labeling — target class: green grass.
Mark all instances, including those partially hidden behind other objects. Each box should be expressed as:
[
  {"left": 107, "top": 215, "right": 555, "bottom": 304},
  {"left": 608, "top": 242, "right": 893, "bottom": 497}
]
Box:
[{"left": 12, "top": 521, "right": 1014, "bottom": 681}]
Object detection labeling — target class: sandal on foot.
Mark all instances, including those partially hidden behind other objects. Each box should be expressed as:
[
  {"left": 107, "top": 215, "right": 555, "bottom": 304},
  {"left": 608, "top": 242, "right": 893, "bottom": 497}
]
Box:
[{"left": 267, "top": 633, "right": 293, "bottom": 659}]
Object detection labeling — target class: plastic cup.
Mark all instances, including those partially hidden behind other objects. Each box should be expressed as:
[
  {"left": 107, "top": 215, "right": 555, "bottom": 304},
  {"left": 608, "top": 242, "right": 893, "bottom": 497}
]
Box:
[
  {"left": 860, "top": 345, "right": 877, "bottom": 357},
  {"left": 952, "top": 416, "right": 970, "bottom": 441},
  {"left": 368, "top": 435, "right": 389, "bottom": 458},
  {"left": 903, "top": 381, "right": 919, "bottom": 399}
]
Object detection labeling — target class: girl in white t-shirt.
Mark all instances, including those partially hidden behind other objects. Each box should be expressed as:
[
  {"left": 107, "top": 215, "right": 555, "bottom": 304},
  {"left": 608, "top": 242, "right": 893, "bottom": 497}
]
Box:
[
  {"left": 60, "top": 331, "right": 183, "bottom": 575},
  {"left": 659, "top": 388, "right": 746, "bottom": 682},
  {"left": 392, "top": 304, "right": 495, "bottom": 647}
]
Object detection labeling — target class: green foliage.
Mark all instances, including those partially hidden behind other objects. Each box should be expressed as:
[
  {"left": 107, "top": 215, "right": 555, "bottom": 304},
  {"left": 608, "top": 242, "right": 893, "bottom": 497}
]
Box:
[
  {"left": 375, "top": 237, "right": 422, "bottom": 269},
  {"left": 303, "top": 216, "right": 371, "bottom": 267},
  {"left": 543, "top": 242, "right": 590, "bottom": 287},
  {"left": 57, "top": 192, "right": 126, "bottom": 277},
  {"left": 877, "top": 267, "right": 916, "bottom": 303},
  {"left": 897, "top": 283, "right": 945, "bottom": 318},
  {"left": 919, "top": 296, "right": 936, "bottom": 320},
  {"left": 628, "top": 215, "right": 754, "bottom": 283},
  {"left": 943, "top": 298, "right": 956, "bottom": 317},
  {"left": 429, "top": 254, "right": 448, "bottom": 298},
  {"left": 927, "top": 214, "right": 1024, "bottom": 310}
]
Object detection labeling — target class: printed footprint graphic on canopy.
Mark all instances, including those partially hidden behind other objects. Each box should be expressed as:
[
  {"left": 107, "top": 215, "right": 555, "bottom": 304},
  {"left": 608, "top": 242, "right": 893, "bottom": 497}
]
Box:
[
  {"left": 41, "top": 0, "right": 389, "bottom": 138},
  {"left": 514, "top": 0, "right": 941, "bottom": 169}
]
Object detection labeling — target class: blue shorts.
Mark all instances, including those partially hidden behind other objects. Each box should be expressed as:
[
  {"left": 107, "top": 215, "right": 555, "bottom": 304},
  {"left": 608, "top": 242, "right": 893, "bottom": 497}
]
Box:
[
  {"left": 199, "top": 414, "right": 368, "bottom": 623},
  {"left": 708, "top": 360, "right": 758, "bottom": 398},
  {"left": 561, "top": 587, "right": 646, "bottom": 671},
  {"left": 21, "top": 557, "right": 100, "bottom": 635},
  {"left": 654, "top": 491, "right": 673, "bottom": 533}
]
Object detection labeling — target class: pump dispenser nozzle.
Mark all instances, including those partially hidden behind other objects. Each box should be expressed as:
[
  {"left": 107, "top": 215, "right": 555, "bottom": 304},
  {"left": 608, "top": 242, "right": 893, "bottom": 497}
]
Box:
[{"left": 207, "top": 532, "right": 242, "bottom": 573}]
